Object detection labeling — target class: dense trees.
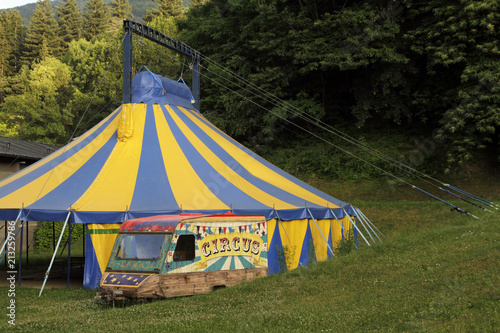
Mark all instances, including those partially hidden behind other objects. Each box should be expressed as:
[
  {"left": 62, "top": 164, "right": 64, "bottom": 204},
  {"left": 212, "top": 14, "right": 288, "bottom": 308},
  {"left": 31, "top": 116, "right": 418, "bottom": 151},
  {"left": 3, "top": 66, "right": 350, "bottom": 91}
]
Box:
[
  {"left": 57, "top": 0, "right": 83, "bottom": 49},
  {"left": 144, "top": 0, "right": 185, "bottom": 22},
  {"left": 83, "top": 0, "right": 112, "bottom": 40},
  {"left": 180, "top": 0, "right": 499, "bottom": 170},
  {"left": 22, "top": 0, "right": 62, "bottom": 65},
  {"left": 0, "top": 0, "right": 497, "bottom": 173}
]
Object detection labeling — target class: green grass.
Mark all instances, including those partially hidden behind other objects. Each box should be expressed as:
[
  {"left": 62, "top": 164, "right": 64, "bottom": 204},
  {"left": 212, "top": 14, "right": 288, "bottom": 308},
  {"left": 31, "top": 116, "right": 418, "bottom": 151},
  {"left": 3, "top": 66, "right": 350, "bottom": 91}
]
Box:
[{"left": 1, "top": 200, "right": 498, "bottom": 332}]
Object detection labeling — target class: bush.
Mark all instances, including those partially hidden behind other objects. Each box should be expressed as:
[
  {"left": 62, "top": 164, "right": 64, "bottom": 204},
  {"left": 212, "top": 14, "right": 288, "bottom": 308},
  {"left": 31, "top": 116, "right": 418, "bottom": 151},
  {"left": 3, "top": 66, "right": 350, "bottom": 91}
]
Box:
[{"left": 34, "top": 222, "right": 84, "bottom": 250}]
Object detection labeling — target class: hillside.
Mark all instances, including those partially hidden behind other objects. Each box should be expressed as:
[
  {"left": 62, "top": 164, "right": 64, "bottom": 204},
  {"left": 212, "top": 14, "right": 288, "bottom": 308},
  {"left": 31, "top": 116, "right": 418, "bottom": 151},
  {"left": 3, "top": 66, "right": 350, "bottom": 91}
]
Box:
[{"left": 4, "top": 0, "right": 191, "bottom": 25}]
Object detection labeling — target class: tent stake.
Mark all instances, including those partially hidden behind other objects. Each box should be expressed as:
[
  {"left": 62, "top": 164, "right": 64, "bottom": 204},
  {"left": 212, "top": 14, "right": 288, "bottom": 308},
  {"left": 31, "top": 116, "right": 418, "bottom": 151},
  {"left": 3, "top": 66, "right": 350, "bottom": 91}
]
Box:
[{"left": 39, "top": 211, "right": 71, "bottom": 297}]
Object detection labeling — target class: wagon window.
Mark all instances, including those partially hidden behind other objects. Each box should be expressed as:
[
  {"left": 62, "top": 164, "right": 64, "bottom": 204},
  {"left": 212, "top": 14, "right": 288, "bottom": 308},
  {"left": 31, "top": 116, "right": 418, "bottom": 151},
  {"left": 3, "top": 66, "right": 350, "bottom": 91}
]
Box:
[
  {"left": 117, "top": 234, "right": 167, "bottom": 260},
  {"left": 173, "top": 235, "right": 195, "bottom": 261}
]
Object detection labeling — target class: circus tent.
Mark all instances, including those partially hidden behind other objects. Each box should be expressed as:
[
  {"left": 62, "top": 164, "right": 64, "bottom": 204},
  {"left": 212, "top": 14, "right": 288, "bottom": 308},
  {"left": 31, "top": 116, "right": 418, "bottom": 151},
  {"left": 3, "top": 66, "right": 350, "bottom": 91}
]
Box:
[{"left": 0, "top": 70, "right": 358, "bottom": 288}]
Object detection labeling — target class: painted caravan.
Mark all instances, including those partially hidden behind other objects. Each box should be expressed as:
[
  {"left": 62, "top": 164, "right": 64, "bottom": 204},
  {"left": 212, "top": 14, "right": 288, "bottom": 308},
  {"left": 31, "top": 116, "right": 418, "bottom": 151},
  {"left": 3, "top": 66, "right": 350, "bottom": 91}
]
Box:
[{"left": 99, "top": 213, "right": 268, "bottom": 300}]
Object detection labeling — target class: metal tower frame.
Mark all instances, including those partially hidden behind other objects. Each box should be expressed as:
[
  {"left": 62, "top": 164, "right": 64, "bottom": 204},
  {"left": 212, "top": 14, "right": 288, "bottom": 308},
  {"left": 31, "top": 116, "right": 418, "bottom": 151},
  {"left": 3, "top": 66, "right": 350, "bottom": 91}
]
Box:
[{"left": 123, "top": 20, "right": 201, "bottom": 109}]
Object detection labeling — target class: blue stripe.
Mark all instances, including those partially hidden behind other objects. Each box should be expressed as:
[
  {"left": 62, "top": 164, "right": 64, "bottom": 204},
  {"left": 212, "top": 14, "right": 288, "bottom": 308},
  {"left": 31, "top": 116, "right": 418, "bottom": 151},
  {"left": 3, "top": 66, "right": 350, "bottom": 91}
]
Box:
[
  {"left": 206, "top": 257, "right": 228, "bottom": 271},
  {"left": 189, "top": 110, "right": 347, "bottom": 208},
  {"left": 26, "top": 132, "right": 118, "bottom": 210},
  {"left": 172, "top": 107, "right": 326, "bottom": 208},
  {"left": 298, "top": 223, "right": 315, "bottom": 267},
  {"left": 161, "top": 106, "right": 269, "bottom": 210},
  {"left": 238, "top": 256, "right": 254, "bottom": 269},
  {"left": 0, "top": 108, "right": 121, "bottom": 200},
  {"left": 130, "top": 105, "right": 179, "bottom": 211}
]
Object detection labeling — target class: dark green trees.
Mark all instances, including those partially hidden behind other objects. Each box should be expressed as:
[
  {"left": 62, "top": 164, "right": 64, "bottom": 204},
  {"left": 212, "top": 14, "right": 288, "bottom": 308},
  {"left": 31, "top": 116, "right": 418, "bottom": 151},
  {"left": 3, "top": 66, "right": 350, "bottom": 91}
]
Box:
[
  {"left": 110, "top": 0, "right": 133, "bottom": 20},
  {"left": 23, "top": 0, "right": 62, "bottom": 65},
  {"left": 83, "top": 0, "right": 112, "bottom": 40},
  {"left": 144, "top": 0, "right": 185, "bottom": 22},
  {"left": 56, "top": 0, "right": 82, "bottom": 49}
]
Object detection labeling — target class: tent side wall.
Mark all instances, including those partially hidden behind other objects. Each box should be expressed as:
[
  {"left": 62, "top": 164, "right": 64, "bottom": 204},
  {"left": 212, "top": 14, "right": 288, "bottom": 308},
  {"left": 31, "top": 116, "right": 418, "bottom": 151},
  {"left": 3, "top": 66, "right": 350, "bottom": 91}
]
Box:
[{"left": 84, "top": 216, "right": 353, "bottom": 289}]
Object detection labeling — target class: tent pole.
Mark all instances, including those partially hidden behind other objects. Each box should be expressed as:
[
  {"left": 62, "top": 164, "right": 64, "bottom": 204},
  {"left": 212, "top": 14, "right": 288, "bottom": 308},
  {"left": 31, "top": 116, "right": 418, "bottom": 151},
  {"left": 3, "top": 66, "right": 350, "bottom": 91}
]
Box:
[
  {"left": 306, "top": 208, "right": 335, "bottom": 258},
  {"left": 26, "top": 221, "right": 29, "bottom": 265},
  {"left": 67, "top": 222, "right": 72, "bottom": 289},
  {"left": 83, "top": 224, "right": 85, "bottom": 259},
  {"left": 356, "top": 208, "right": 386, "bottom": 240},
  {"left": 18, "top": 221, "right": 23, "bottom": 287},
  {"left": 355, "top": 207, "right": 382, "bottom": 243},
  {"left": 52, "top": 222, "right": 56, "bottom": 251},
  {"left": 39, "top": 211, "right": 71, "bottom": 297},
  {"left": 354, "top": 210, "right": 376, "bottom": 244},
  {"left": 0, "top": 210, "right": 22, "bottom": 259},
  {"left": 274, "top": 210, "right": 291, "bottom": 244},
  {"left": 342, "top": 208, "right": 371, "bottom": 247},
  {"left": 3, "top": 221, "right": 5, "bottom": 267},
  {"left": 328, "top": 208, "right": 347, "bottom": 234}
]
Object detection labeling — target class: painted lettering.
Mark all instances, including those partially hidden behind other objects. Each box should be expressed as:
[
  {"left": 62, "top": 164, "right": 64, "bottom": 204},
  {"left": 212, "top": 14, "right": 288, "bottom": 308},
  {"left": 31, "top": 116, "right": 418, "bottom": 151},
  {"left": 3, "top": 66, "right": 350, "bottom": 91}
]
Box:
[
  {"left": 231, "top": 237, "right": 240, "bottom": 251},
  {"left": 242, "top": 238, "right": 251, "bottom": 252},
  {"left": 211, "top": 239, "right": 219, "bottom": 255},
  {"left": 251, "top": 240, "right": 260, "bottom": 255},
  {"left": 219, "top": 238, "right": 230, "bottom": 252},
  {"left": 201, "top": 242, "right": 211, "bottom": 257}
]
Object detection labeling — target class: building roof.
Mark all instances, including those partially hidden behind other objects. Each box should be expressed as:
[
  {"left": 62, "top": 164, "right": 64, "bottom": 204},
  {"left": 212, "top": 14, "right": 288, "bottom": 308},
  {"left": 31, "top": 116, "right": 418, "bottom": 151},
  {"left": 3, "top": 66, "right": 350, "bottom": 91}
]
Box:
[{"left": 0, "top": 136, "right": 60, "bottom": 161}]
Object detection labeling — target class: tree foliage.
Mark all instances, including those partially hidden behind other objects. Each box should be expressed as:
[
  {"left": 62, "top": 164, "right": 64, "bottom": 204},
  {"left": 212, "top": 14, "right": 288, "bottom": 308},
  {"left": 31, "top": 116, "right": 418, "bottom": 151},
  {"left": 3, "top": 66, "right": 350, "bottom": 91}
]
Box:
[
  {"left": 57, "top": 0, "right": 83, "bottom": 49},
  {"left": 144, "top": 0, "right": 185, "bottom": 22},
  {"left": 22, "top": 0, "right": 62, "bottom": 65},
  {"left": 0, "top": 58, "right": 73, "bottom": 144},
  {"left": 82, "top": 0, "right": 112, "bottom": 40},
  {"left": 0, "top": 0, "right": 497, "bottom": 174}
]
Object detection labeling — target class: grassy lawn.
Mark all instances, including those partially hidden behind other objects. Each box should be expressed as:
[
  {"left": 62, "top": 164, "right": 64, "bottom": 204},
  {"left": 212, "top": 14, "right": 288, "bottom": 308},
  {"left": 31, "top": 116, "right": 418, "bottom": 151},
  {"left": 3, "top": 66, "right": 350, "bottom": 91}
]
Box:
[{"left": 0, "top": 196, "right": 498, "bottom": 332}]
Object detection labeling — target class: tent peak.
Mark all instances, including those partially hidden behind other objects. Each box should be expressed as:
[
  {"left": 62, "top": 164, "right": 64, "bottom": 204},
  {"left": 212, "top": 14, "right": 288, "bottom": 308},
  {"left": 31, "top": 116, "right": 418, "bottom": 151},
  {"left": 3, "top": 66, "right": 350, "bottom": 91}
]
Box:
[{"left": 130, "top": 70, "right": 196, "bottom": 110}]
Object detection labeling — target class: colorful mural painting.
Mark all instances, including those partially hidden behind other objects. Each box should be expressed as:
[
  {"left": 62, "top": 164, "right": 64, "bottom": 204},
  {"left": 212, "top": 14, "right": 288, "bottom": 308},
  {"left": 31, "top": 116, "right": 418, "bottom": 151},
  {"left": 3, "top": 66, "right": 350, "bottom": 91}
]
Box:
[{"left": 99, "top": 213, "right": 270, "bottom": 300}]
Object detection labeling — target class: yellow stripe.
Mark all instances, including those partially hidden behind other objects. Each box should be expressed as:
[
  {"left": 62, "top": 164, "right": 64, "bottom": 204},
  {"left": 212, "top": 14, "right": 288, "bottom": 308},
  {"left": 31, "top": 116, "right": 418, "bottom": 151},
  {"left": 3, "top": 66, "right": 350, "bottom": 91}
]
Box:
[
  {"left": 185, "top": 108, "right": 340, "bottom": 208},
  {"left": 89, "top": 223, "right": 121, "bottom": 274},
  {"left": 72, "top": 104, "right": 146, "bottom": 211},
  {"left": 169, "top": 106, "right": 296, "bottom": 210},
  {"left": 279, "top": 218, "right": 308, "bottom": 270},
  {"left": 330, "top": 217, "right": 345, "bottom": 248},
  {"left": 154, "top": 105, "right": 229, "bottom": 210},
  {"left": 0, "top": 110, "right": 121, "bottom": 208},
  {"left": 310, "top": 219, "right": 330, "bottom": 261},
  {"left": 0, "top": 107, "right": 122, "bottom": 189}
]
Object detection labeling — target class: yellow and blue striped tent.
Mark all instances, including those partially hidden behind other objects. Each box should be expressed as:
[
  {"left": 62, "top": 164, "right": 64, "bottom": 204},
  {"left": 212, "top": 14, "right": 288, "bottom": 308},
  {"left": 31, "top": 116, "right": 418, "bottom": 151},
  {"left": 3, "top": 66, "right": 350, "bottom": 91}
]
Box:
[{"left": 0, "top": 71, "right": 356, "bottom": 288}]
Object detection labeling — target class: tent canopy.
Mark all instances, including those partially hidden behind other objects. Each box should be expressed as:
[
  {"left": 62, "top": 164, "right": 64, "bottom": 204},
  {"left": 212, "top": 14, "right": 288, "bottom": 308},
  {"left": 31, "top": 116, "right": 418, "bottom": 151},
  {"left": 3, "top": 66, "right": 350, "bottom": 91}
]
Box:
[{"left": 0, "top": 70, "right": 354, "bottom": 224}]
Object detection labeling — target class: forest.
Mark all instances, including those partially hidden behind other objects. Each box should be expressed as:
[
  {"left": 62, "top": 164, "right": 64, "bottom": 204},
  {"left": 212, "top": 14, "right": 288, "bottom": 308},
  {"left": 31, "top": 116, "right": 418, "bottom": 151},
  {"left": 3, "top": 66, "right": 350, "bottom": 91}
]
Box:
[{"left": 0, "top": 0, "right": 498, "bottom": 180}]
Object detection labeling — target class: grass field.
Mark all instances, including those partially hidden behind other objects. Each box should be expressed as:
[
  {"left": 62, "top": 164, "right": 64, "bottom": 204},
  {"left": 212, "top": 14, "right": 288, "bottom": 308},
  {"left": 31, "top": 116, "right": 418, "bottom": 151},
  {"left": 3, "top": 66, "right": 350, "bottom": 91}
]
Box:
[{"left": 0, "top": 190, "right": 498, "bottom": 332}]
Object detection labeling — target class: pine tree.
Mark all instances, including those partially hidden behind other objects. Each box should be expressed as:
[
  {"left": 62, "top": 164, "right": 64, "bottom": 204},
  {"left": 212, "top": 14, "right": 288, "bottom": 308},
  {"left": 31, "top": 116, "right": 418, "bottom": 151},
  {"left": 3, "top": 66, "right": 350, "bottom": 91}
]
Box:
[
  {"left": 82, "top": 0, "right": 111, "bottom": 40},
  {"left": 0, "top": 23, "right": 10, "bottom": 103},
  {"left": 144, "top": 0, "right": 185, "bottom": 23},
  {"left": 110, "top": 0, "right": 133, "bottom": 20},
  {"left": 109, "top": 0, "right": 133, "bottom": 34},
  {"left": 22, "top": 0, "right": 62, "bottom": 66},
  {"left": 189, "top": 0, "right": 207, "bottom": 7},
  {"left": 0, "top": 9, "right": 25, "bottom": 73},
  {"left": 56, "top": 0, "right": 82, "bottom": 49},
  {"left": 0, "top": 18, "right": 12, "bottom": 77}
]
